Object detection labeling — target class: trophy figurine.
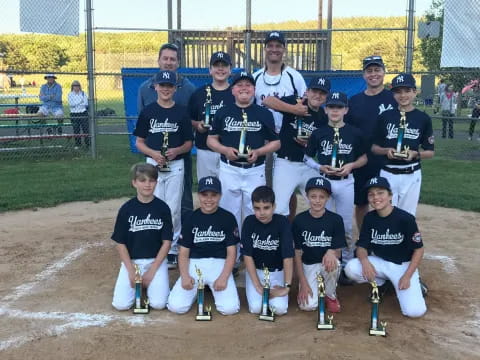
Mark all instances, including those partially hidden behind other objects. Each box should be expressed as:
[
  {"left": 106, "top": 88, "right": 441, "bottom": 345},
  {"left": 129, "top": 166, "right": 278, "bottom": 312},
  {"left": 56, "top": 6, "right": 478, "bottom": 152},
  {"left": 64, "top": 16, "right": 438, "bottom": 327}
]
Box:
[
  {"left": 133, "top": 264, "right": 150, "bottom": 314},
  {"left": 237, "top": 110, "right": 251, "bottom": 159},
  {"left": 369, "top": 281, "right": 387, "bottom": 336},
  {"left": 316, "top": 273, "right": 335, "bottom": 330},
  {"left": 203, "top": 86, "right": 212, "bottom": 129},
  {"left": 330, "top": 127, "right": 343, "bottom": 171},
  {"left": 393, "top": 111, "right": 410, "bottom": 159},
  {"left": 158, "top": 131, "right": 171, "bottom": 172},
  {"left": 195, "top": 266, "right": 212, "bottom": 321},
  {"left": 259, "top": 267, "right": 275, "bottom": 321},
  {"left": 296, "top": 98, "right": 309, "bottom": 140}
]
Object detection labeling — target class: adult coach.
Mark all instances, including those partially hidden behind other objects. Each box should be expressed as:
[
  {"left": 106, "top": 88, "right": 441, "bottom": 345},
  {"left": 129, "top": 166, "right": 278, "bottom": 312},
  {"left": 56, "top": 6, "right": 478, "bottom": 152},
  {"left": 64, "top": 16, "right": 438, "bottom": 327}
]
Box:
[
  {"left": 345, "top": 55, "right": 397, "bottom": 230},
  {"left": 137, "top": 43, "right": 196, "bottom": 267}
]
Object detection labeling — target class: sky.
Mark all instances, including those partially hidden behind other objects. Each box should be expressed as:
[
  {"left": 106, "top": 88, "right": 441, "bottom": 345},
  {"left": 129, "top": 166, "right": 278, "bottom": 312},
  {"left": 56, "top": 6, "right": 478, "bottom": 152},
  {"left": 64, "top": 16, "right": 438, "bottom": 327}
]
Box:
[{"left": 0, "top": 0, "right": 434, "bottom": 34}]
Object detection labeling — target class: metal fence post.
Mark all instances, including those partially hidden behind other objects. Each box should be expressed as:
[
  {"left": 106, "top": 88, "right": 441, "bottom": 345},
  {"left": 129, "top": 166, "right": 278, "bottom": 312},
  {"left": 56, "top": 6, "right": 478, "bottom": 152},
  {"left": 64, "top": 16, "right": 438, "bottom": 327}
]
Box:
[
  {"left": 405, "top": 0, "right": 415, "bottom": 73},
  {"left": 245, "top": 0, "right": 252, "bottom": 73},
  {"left": 86, "top": 0, "right": 96, "bottom": 159}
]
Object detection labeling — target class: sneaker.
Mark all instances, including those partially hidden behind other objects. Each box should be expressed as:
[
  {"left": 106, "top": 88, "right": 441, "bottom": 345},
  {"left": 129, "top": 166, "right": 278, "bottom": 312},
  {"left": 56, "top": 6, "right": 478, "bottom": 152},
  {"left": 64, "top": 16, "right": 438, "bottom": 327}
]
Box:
[
  {"left": 325, "top": 296, "right": 341, "bottom": 313},
  {"left": 167, "top": 254, "right": 177, "bottom": 270},
  {"left": 338, "top": 269, "right": 354, "bottom": 286},
  {"left": 420, "top": 278, "right": 428, "bottom": 297}
]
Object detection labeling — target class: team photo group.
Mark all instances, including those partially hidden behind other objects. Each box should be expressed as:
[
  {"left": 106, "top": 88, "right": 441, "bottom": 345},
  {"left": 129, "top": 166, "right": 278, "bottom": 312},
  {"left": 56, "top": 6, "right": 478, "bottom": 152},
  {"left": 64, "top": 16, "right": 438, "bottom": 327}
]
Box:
[{"left": 110, "top": 31, "right": 434, "bottom": 327}]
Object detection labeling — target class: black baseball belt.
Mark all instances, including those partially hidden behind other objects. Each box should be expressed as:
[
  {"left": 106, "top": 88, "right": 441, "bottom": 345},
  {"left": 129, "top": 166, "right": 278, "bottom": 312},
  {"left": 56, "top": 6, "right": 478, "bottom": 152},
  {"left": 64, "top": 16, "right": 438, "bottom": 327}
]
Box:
[{"left": 382, "top": 163, "right": 421, "bottom": 175}]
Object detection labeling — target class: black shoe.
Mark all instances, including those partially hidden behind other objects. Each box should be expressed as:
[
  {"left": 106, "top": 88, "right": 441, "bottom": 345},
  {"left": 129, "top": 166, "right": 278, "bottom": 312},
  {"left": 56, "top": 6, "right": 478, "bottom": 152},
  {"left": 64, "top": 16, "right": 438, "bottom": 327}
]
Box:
[
  {"left": 378, "top": 280, "right": 394, "bottom": 299},
  {"left": 46, "top": 127, "right": 53, "bottom": 135},
  {"left": 167, "top": 254, "right": 178, "bottom": 270},
  {"left": 420, "top": 278, "right": 428, "bottom": 297},
  {"left": 57, "top": 127, "right": 63, "bottom": 135},
  {"left": 338, "top": 269, "right": 354, "bottom": 286}
]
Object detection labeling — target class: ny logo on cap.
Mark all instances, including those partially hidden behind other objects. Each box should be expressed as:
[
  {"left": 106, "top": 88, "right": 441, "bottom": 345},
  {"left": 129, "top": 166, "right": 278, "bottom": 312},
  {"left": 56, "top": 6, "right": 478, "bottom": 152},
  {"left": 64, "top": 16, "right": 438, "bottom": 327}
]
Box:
[
  {"left": 332, "top": 92, "right": 340, "bottom": 99},
  {"left": 315, "top": 178, "right": 324, "bottom": 186},
  {"left": 270, "top": 31, "right": 280, "bottom": 38},
  {"left": 396, "top": 75, "right": 404, "bottom": 83},
  {"left": 318, "top": 78, "right": 326, "bottom": 85},
  {"left": 217, "top": 52, "right": 224, "bottom": 58},
  {"left": 240, "top": 71, "right": 248, "bottom": 77},
  {"left": 162, "top": 72, "right": 170, "bottom": 79},
  {"left": 370, "top": 177, "right": 378, "bottom": 185},
  {"left": 205, "top": 177, "right": 213, "bottom": 185}
]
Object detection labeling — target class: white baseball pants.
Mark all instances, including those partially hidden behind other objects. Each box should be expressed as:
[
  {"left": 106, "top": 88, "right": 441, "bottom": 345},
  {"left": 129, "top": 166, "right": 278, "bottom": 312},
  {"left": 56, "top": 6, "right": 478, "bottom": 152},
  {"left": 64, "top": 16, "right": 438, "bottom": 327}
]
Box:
[
  {"left": 380, "top": 168, "right": 422, "bottom": 216},
  {"left": 196, "top": 149, "right": 220, "bottom": 180},
  {"left": 245, "top": 268, "right": 289, "bottom": 315}
]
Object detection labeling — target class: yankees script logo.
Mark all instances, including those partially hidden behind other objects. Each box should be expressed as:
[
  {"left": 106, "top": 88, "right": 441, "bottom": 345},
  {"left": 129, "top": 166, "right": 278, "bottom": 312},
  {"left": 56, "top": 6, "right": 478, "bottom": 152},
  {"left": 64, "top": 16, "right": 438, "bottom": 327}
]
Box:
[
  {"left": 128, "top": 214, "right": 164, "bottom": 232},
  {"left": 370, "top": 229, "right": 404, "bottom": 245},
  {"left": 386, "top": 123, "right": 420, "bottom": 140},
  {"left": 320, "top": 139, "right": 353, "bottom": 156},
  {"left": 192, "top": 226, "right": 226, "bottom": 243},
  {"left": 290, "top": 120, "right": 316, "bottom": 134},
  {"left": 203, "top": 100, "right": 225, "bottom": 116},
  {"left": 302, "top": 230, "right": 332, "bottom": 247},
  {"left": 252, "top": 233, "right": 280, "bottom": 251},
  {"left": 224, "top": 116, "right": 262, "bottom": 132},
  {"left": 149, "top": 118, "right": 179, "bottom": 134}
]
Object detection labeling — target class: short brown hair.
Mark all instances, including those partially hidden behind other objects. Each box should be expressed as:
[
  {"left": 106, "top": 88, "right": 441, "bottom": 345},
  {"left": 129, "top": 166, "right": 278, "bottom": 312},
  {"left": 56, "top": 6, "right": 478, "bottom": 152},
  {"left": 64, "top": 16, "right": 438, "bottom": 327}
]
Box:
[{"left": 130, "top": 163, "right": 158, "bottom": 181}]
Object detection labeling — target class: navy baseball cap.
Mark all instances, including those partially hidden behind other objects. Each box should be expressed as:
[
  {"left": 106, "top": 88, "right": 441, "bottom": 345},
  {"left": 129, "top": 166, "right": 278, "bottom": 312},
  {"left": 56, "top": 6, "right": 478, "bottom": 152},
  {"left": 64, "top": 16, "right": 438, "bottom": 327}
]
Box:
[
  {"left": 153, "top": 70, "right": 176, "bottom": 86},
  {"left": 326, "top": 91, "right": 348, "bottom": 107},
  {"left": 391, "top": 73, "right": 416, "bottom": 90},
  {"left": 198, "top": 176, "right": 222, "bottom": 193},
  {"left": 308, "top": 76, "right": 331, "bottom": 93},
  {"left": 264, "top": 31, "right": 286, "bottom": 46},
  {"left": 305, "top": 177, "right": 332, "bottom": 194},
  {"left": 364, "top": 176, "right": 391, "bottom": 192},
  {"left": 210, "top": 51, "right": 232, "bottom": 66},
  {"left": 231, "top": 71, "right": 255, "bottom": 86},
  {"left": 363, "top": 55, "right": 385, "bottom": 70}
]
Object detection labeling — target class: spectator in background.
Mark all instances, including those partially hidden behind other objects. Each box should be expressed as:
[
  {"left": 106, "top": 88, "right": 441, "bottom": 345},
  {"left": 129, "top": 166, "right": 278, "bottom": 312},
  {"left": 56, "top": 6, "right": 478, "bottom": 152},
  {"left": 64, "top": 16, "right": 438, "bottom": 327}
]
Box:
[
  {"left": 468, "top": 101, "right": 480, "bottom": 141},
  {"left": 38, "top": 73, "right": 64, "bottom": 135},
  {"left": 437, "top": 79, "right": 446, "bottom": 98},
  {"left": 439, "top": 84, "right": 456, "bottom": 139},
  {"left": 68, "top": 80, "right": 90, "bottom": 149}
]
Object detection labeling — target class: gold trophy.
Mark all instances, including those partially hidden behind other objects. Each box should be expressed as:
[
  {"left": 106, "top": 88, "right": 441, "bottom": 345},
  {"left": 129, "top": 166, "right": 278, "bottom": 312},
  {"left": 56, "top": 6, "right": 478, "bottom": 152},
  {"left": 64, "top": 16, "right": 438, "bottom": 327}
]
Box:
[
  {"left": 316, "top": 273, "right": 335, "bottom": 330},
  {"left": 369, "top": 281, "right": 387, "bottom": 336},
  {"left": 133, "top": 264, "right": 150, "bottom": 314},
  {"left": 330, "top": 127, "right": 344, "bottom": 171},
  {"left": 203, "top": 86, "right": 212, "bottom": 129},
  {"left": 296, "top": 98, "right": 309, "bottom": 140},
  {"left": 158, "top": 131, "right": 171, "bottom": 172},
  {"left": 237, "top": 110, "right": 251, "bottom": 159},
  {"left": 393, "top": 111, "right": 410, "bottom": 159},
  {"left": 195, "top": 266, "right": 212, "bottom": 321},
  {"left": 259, "top": 267, "right": 275, "bottom": 321}
]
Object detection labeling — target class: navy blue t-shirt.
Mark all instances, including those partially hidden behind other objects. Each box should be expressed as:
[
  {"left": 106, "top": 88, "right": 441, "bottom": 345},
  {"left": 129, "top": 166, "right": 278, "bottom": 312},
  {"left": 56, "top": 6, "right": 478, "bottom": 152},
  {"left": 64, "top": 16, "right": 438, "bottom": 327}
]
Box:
[
  {"left": 305, "top": 123, "right": 367, "bottom": 166},
  {"left": 179, "top": 207, "right": 239, "bottom": 259},
  {"left": 210, "top": 103, "right": 278, "bottom": 164},
  {"left": 188, "top": 84, "right": 235, "bottom": 150},
  {"left": 292, "top": 209, "right": 346, "bottom": 265},
  {"left": 357, "top": 207, "right": 423, "bottom": 264},
  {"left": 241, "top": 214, "right": 295, "bottom": 271},
  {"left": 277, "top": 95, "right": 328, "bottom": 162},
  {"left": 374, "top": 108, "right": 434, "bottom": 166},
  {"left": 111, "top": 197, "right": 173, "bottom": 259},
  {"left": 133, "top": 102, "right": 194, "bottom": 160}
]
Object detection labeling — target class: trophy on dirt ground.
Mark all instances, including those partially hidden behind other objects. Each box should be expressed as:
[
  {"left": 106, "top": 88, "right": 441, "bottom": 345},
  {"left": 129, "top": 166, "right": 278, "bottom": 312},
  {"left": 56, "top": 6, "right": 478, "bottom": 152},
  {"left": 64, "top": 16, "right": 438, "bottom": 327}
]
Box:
[
  {"left": 133, "top": 264, "right": 150, "bottom": 314},
  {"left": 369, "top": 281, "right": 387, "bottom": 336},
  {"left": 296, "top": 98, "right": 309, "bottom": 140},
  {"left": 203, "top": 86, "right": 212, "bottom": 129},
  {"left": 158, "top": 131, "right": 171, "bottom": 172},
  {"left": 237, "top": 110, "right": 251, "bottom": 159},
  {"left": 259, "top": 267, "right": 275, "bottom": 322},
  {"left": 316, "top": 273, "right": 334, "bottom": 330},
  {"left": 393, "top": 111, "right": 410, "bottom": 159},
  {"left": 195, "top": 266, "right": 212, "bottom": 321},
  {"left": 330, "top": 127, "right": 344, "bottom": 171}
]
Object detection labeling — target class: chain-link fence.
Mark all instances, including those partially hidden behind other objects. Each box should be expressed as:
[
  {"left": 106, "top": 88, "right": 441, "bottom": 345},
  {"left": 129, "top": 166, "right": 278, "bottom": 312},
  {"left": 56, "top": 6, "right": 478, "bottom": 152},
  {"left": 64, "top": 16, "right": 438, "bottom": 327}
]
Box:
[{"left": 1, "top": 0, "right": 479, "bottom": 165}]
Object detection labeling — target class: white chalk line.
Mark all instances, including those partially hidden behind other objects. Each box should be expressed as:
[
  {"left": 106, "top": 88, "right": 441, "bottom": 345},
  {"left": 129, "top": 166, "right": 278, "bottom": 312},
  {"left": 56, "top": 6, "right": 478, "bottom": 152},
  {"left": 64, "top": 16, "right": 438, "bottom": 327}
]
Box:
[
  {"left": 424, "top": 253, "right": 458, "bottom": 274},
  {"left": 1, "top": 241, "right": 105, "bottom": 302}
]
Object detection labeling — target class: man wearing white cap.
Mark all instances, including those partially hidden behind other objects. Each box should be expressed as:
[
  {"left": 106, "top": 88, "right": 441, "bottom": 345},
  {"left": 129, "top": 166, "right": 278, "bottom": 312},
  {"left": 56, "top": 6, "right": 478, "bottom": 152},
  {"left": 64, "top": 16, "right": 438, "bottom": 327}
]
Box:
[{"left": 38, "top": 74, "right": 64, "bottom": 134}]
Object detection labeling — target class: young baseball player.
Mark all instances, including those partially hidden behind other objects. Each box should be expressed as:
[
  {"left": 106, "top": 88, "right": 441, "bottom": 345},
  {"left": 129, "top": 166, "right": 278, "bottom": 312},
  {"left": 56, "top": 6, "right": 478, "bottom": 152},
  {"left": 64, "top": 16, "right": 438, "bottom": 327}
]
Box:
[
  {"left": 371, "top": 73, "right": 434, "bottom": 217},
  {"left": 188, "top": 51, "right": 234, "bottom": 179},
  {"left": 304, "top": 91, "right": 367, "bottom": 268},
  {"left": 167, "top": 176, "right": 240, "bottom": 315},
  {"left": 293, "top": 177, "right": 345, "bottom": 313},
  {"left": 134, "top": 70, "right": 194, "bottom": 268},
  {"left": 207, "top": 71, "right": 280, "bottom": 235},
  {"left": 241, "top": 186, "right": 294, "bottom": 315},
  {"left": 111, "top": 163, "right": 173, "bottom": 310},
  {"left": 345, "top": 176, "right": 427, "bottom": 318},
  {"left": 273, "top": 76, "right": 330, "bottom": 219}
]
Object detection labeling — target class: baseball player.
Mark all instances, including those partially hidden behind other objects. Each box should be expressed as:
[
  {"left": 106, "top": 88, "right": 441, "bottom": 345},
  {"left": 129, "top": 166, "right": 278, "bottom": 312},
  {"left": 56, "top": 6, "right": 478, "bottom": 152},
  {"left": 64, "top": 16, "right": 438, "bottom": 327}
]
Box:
[
  {"left": 304, "top": 91, "right": 367, "bottom": 268},
  {"left": 371, "top": 73, "right": 435, "bottom": 217},
  {"left": 111, "top": 163, "right": 172, "bottom": 310},
  {"left": 134, "top": 70, "right": 193, "bottom": 268},
  {"left": 345, "top": 55, "right": 397, "bottom": 231},
  {"left": 241, "top": 186, "right": 294, "bottom": 315},
  {"left": 137, "top": 43, "right": 196, "bottom": 267},
  {"left": 207, "top": 71, "right": 280, "bottom": 235},
  {"left": 188, "top": 51, "right": 234, "bottom": 179},
  {"left": 167, "top": 176, "right": 240, "bottom": 315},
  {"left": 345, "top": 176, "right": 427, "bottom": 318},
  {"left": 293, "top": 177, "right": 345, "bottom": 313},
  {"left": 273, "top": 76, "right": 330, "bottom": 219}
]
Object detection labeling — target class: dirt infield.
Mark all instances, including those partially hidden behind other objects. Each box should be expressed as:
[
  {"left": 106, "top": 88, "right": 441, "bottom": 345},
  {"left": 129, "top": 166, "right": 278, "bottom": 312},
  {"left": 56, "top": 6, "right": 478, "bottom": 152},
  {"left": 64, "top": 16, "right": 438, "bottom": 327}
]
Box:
[{"left": 0, "top": 197, "right": 479, "bottom": 360}]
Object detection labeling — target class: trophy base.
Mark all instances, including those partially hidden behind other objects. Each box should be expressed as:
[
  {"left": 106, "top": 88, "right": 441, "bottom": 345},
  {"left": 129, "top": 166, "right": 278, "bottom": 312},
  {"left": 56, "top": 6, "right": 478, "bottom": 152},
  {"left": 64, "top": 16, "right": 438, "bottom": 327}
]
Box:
[
  {"left": 202, "top": 124, "right": 212, "bottom": 129},
  {"left": 133, "top": 307, "right": 150, "bottom": 314},
  {"left": 237, "top": 153, "right": 249, "bottom": 159},
  {"left": 317, "top": 323, "right": 335, "bottom": 330},
  {"left": 259, "top": 313, "right": 275, "bottom": 322},
  {"left": 296, "top": 135, "right": 309, "bottom": 141},
  {"left": 393, "top": 151, "right": 409, "bottom": 159},
  {"left": 195, "top": 312, "right": 212, "bottom": 321},
  {"left": 369, "top": 328, "right": 387, "bottom": 337},
  {"left": 157, "top": 166, "right": 171, "bottom": 172}
]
